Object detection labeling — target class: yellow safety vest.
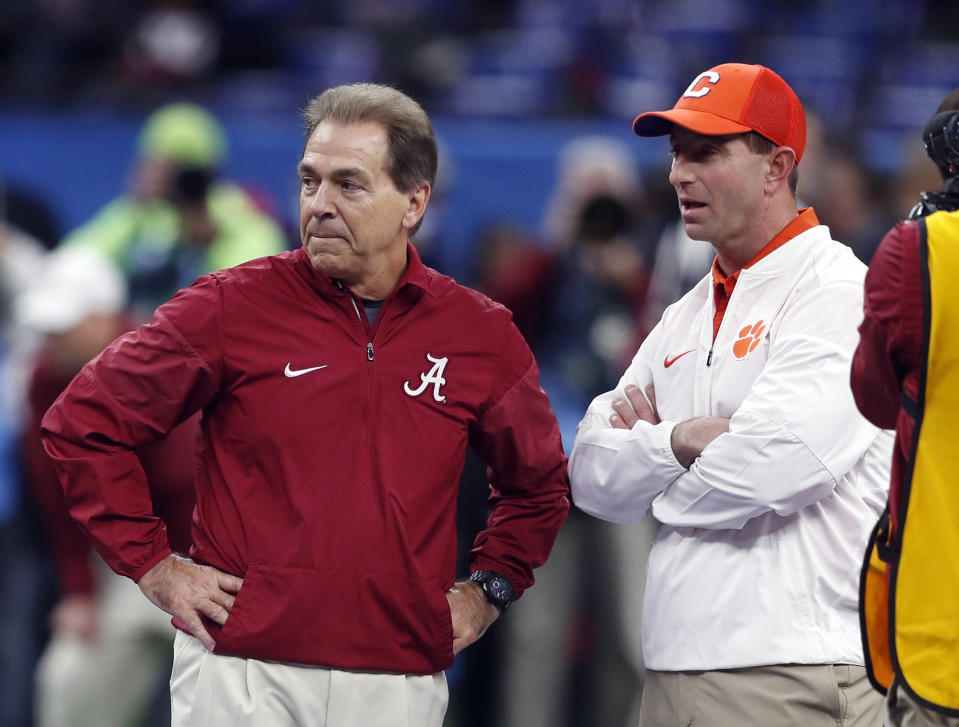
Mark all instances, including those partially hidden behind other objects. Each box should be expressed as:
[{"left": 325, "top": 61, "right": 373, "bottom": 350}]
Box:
[{"left": 861, "top": 207, "right": 959, "bottom": 715}]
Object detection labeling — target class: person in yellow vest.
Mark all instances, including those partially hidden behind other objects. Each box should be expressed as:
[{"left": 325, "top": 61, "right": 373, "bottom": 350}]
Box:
[
  {"left": 851, "top": 86, "right": 959, "bottom": 726},
  {"left": 61, "top": 102, "right": 287, "bottom": 320}
]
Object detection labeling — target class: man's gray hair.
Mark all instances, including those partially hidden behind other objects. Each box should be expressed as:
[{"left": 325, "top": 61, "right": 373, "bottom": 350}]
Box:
[{"left": 302, "top": 83, "right": 437, "bottom": 194}]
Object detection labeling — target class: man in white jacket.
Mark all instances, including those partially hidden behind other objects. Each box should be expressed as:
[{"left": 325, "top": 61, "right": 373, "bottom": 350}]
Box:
[{"left": 569, "top": 63, "right": 892, "bottom": 727}]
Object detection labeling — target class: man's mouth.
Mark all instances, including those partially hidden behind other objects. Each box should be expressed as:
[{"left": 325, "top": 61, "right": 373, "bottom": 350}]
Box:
[
  {"left": 309, "top": 231, "right": 345, "bottom": 241},
  {"left": 680, "top": 199, "right": 706, "bottom": 212}
]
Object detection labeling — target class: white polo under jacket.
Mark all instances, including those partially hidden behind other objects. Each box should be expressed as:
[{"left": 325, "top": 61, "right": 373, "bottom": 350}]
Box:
[{"left": 569, "top": 220, "right": 892, "bottom": 671}]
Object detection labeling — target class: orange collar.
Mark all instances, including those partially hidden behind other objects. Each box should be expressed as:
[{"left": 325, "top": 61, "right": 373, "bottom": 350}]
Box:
[
  {"left": 710, "top": 207, "right": 819, "bottom": 342},
  {"left": 713, "top": 207, "right": 820, "bottom": 293},
  {"left": 711, "top": 207, "right": 820, "bottom": 287}
]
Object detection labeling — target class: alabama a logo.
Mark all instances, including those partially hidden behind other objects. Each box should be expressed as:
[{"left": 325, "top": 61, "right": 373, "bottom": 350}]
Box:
[{"left": 404, "top": 353, "right": 449, "bottom": 403}]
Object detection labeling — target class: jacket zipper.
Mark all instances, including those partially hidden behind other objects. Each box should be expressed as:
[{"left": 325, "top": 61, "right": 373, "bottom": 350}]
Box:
[
  {"left": 707, "top": 279, "right": 733, "bottom": 368},
  {"left": 344, "top": 289, "right": 375, "bottom": 359},
  {"left": 341, "top": 284, "right": 375, "bottom": 446},
  {"left": 338, "top": 281, "right": 400, "bottom": 445}
]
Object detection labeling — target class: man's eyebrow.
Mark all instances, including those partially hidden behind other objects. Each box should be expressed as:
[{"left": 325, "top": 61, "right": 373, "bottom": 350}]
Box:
[
  {"left": 295, "top": 162, "right": 373, "bottom": 183},
  {"left": 330, "top": 167, "right": 373, "bottom": 183}
]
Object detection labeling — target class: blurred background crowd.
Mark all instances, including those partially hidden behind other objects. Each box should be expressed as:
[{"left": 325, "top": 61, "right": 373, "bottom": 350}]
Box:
[{"left": 1, "top": 1, "right": 957, "bottom": 726}]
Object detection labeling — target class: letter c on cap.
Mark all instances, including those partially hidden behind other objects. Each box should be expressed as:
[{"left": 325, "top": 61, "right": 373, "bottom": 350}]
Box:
[{"left": 683, "top": 71, "right": 720, "bottom": 98}]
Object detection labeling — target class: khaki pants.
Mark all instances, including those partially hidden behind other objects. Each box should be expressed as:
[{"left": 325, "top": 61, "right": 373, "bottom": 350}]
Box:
[
  {"left": 639, "top": 664, "right": 883, "bottom": 727},
  {"left": 888, "top": 679, "right": 959, "bottom": 727},
  {"left": 171, "top": 630, "right": 448, "bottom": 726}
]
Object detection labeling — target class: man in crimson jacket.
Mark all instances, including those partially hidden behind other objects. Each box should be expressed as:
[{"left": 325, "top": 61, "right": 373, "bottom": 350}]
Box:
[{"left": 41, "top": 84, "right": 569, "bottom": 726}]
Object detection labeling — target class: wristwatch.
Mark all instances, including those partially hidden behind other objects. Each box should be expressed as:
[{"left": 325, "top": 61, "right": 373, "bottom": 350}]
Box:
[{"left": 468, "top": 569, "right": 515, "bottom": 612}]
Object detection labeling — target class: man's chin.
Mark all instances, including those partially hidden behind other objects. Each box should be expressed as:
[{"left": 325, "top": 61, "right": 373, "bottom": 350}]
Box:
[
  {"left": 680, "top": 222, "right": 710, "bottom": 243},
  {"left": 306, "top": 235, "right": 349, "bottom": 252},
  {"left": 304, "top": 244, "right": 353, "bottom": 276}
]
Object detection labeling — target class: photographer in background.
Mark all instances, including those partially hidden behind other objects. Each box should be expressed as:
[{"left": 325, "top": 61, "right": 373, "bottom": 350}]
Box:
[
  {"left": 852, "top": 86, "right": 959, "bottom": 727},
  {"left": 61, "top": 102, "right": 286, "bottom": 319},
  {"left": 493, "top": 137, "right": 655, "bottom": 727}
]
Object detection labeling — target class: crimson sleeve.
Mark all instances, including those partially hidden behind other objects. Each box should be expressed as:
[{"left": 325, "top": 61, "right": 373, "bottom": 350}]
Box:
[
  {"left": 467, "top": 318, "right": 569, "bottom": 598},
  {"left": 851, "top": 222, "right": 918, "bottom": 429},
  {"left": 40, "top": 276, "right": 223, "bottom": 582}
]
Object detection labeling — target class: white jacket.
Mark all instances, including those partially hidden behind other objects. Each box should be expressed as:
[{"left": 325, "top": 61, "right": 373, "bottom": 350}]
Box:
[{"left": 569, "top": 222, "right": 892, "bottom": 671}]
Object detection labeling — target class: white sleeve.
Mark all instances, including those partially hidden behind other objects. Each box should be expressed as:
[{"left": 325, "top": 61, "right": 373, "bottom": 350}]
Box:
[
  {"left": 568, "top": 323, "right": 687, "bottom": 523},
  {"left": 650, "top": 280, "right": 879, "bottom": 529}
]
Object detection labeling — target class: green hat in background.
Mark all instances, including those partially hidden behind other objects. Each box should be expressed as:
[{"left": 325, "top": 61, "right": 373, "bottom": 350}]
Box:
[{"left": 137, "top": 102, "right": 227, "bottom": 167}]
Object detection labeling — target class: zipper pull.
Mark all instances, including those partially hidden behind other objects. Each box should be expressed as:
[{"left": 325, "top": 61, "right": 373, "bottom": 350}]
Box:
[
  {"left": 367, "top": 342, "right": 374, "bottom": 361},
  {"left": 706, "top": 346, "right": 713, "bottom": 367}
]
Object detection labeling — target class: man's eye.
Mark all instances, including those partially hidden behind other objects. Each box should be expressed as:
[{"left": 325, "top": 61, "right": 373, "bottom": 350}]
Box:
[{"left": 342, "top": 181, "right": 360, "bottom": 191}]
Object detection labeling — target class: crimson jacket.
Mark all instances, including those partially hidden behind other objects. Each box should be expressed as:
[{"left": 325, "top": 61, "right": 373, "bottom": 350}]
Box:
[
  {"left": 41, "top": 244, "right": 569, "bottom": 674},
  {"left": 850, "top": 220, "right": 922, "bottom": 535}
]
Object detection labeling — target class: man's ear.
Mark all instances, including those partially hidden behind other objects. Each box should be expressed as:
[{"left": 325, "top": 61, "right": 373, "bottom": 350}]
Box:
[
  {"left": 765, "top": 147, "right": 797, "bottom": 193},
  {"left": 402, "top": 184, "right": 431, "bottom": 231}
]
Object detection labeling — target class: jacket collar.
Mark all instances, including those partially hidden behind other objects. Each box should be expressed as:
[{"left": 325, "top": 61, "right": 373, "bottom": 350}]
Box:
[
  {"left": 735, "top": 208, "right": 828, "bottom": 278},
  {"left": 295, "top": 241, "right": 433, "bottom": 301}
]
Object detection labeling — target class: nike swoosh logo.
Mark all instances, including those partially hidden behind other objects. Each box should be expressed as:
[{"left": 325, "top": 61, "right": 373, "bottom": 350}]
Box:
[
  {"left": 664, "top": 350, "right": 695, "bottom": 368},
  {"left": 284, "top": 363, "right": 328, "bottom": 378}
]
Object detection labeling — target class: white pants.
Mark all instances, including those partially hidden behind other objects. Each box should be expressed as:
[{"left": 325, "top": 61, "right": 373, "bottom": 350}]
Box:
[
  {"left": 171, "top": 631, "right": 449, "bottom": 726},
  {"left": 35, "top": 562, "right": 174, "bottom": 727}
]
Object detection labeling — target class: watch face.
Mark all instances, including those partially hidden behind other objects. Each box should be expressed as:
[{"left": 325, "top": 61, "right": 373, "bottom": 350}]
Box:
[
  {"left": 470, "top": 570, "right": 514, "bottom": 609},
  {"left": 487, "top": 574, "right": 514, "bottom": 604}
]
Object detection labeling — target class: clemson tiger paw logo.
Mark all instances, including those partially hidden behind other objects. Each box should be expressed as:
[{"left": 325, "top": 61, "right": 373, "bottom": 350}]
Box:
[{"left": 733, "top": 320, "right": 765, "bottom": 359}]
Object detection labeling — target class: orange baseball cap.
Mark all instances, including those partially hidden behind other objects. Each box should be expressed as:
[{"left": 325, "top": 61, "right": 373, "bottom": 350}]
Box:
[{"left": 633, "top": 63, "right": 806, "bottom": 162}]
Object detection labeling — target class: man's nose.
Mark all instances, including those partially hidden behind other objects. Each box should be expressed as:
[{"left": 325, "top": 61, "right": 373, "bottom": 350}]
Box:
[
  {"left": 308, "top": 183, "right": 335, "bottom": 217},
  {"left": 668, "top": 157, "right": 691, "bottom": 187}
]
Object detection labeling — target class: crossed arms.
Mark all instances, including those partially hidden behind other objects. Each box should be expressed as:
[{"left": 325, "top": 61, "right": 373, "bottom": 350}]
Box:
[{"left": 569, "top": 282, "right": 881, "bottom": 530}]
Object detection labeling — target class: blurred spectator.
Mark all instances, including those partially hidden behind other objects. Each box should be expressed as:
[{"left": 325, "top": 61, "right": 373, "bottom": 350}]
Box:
[
  {"left": 60, "top": 102, "right": 287, "bottom": 320},
  {"left": 795, "top": 111, "right": 826, "bottom": 210},
  {"left": 492, "top": 136, "right": 656, "bottom": 727},
  {"left": 543, "top": 136, "right": 644, "bottom": 255},
  {"left": 16, "top": 247, "right": 198, "bottom": 727},
  {"left": 536, "top": 136, "right": 657, "bottom": 441},
  {"left": 808, "top": 137, "right": 898, "bottom": 264},
  {"left": 0, "top": 174, "right": 59, "bottom": 403},
  {"left": 890, "top": 135, "right": 946, "bottom": 219},
  {"left": 475, "top": 221, "right": 556, "bottom": 350},
  {"left": 0, "top": 177, "right": 61, "bottom": 250},
  {"left": 122, "top": 1, "right": 220, "bottom": 88},
  {"left": 0, "top": 214, "right": 50, "bottom": 727}
]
